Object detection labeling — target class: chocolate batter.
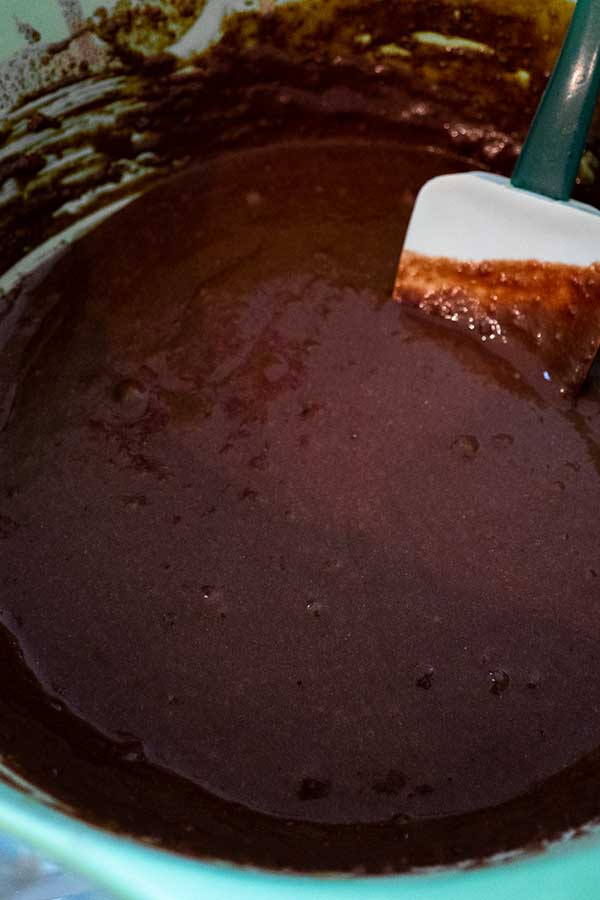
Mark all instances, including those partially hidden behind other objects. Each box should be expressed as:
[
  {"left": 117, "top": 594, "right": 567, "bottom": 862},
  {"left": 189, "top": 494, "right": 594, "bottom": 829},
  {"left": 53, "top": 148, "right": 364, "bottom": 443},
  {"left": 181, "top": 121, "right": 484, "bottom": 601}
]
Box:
[
  {"left": 2, "top": 0, "right": 600, "bottom": 877},
  {"left": 3, "top": 136, "right": 600, "bottom": 872}
]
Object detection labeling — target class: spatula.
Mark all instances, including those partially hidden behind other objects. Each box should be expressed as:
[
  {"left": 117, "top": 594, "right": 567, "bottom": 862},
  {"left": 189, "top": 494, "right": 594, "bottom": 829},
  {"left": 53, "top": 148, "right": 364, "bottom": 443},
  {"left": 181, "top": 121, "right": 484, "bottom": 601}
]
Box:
[{"left": 394, "top": 0, "right": 600, "bottom": 394}]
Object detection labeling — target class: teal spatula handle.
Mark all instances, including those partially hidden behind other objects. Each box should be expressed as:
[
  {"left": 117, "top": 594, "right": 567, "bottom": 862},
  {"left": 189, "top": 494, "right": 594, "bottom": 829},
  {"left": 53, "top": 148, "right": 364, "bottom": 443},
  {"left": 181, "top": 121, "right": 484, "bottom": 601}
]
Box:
[{"left": 511, "top": 0, "right": 600, "bottom": 201}]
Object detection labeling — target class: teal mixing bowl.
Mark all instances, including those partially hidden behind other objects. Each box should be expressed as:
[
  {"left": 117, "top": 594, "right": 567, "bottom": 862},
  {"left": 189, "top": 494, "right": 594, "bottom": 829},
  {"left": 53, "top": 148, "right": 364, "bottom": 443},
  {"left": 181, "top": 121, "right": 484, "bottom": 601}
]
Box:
[
  {"left": 0, "top": 779, "right": 599, "bottom": 899},
  {"left": 1, "top": 1, "right": 600, "bottom": 897}
]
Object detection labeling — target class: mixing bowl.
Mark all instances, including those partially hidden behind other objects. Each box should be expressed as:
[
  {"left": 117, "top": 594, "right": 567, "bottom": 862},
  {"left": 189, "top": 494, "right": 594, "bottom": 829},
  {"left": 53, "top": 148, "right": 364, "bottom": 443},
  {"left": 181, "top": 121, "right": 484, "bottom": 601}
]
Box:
[{"left": 1, "top": 1, "right": 600, "bottom": 897}]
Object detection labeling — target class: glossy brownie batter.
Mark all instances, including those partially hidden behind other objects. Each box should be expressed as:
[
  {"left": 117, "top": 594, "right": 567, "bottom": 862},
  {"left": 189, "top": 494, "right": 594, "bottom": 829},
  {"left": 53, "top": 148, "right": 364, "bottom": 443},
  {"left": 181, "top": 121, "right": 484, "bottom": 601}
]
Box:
[{"left": 3, "top": 136, "right": 600, "bottom": 872}]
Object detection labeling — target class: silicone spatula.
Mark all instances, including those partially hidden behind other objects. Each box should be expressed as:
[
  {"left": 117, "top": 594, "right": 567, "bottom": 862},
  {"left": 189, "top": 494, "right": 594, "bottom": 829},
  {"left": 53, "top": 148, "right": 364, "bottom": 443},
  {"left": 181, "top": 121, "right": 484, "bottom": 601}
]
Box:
[{"left": 394, "top": 0, "right": 600, "bottom": 394}]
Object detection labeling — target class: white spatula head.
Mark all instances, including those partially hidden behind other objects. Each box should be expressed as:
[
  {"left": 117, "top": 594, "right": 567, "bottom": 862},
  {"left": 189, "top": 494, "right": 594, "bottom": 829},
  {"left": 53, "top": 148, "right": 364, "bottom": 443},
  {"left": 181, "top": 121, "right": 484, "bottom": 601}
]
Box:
[
  {"left": 394, "top": 172, "right": 600, "bottom": 393},
  {"left": 403, "top": 172, "right": 600, "bottom": 264}
]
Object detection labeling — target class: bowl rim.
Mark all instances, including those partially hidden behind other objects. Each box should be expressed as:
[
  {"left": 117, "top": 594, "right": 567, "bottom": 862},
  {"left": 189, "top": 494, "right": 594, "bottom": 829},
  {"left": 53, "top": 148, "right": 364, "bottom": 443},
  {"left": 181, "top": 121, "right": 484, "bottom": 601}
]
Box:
[{"left": 0, "top": 778, "right": 598, "bottom": 900}]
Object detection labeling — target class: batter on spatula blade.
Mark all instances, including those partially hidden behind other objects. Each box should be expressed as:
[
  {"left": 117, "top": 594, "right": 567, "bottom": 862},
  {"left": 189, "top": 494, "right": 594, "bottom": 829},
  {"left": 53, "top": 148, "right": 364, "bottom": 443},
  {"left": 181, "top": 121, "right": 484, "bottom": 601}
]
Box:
[{"left": 395, "top": 246, "right": 600, "bottom": 395}]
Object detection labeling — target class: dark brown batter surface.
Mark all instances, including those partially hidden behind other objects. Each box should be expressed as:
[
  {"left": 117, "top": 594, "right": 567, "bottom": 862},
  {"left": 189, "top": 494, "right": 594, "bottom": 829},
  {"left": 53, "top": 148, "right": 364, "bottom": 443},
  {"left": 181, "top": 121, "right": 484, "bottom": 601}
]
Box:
[{"left": 3, "top": 136, "right": 600, "bottom": 872}]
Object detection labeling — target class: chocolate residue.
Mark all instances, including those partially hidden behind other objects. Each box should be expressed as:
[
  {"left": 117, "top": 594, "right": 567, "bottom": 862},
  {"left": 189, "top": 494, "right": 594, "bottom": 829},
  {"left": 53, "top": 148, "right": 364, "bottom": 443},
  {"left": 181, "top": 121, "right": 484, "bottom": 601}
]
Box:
[
  {"left": 395, "top": 251, "right": 600, "bottom": 393},
  {"left": 0, "top": 0, "right": 594, "bottom": 277}
]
